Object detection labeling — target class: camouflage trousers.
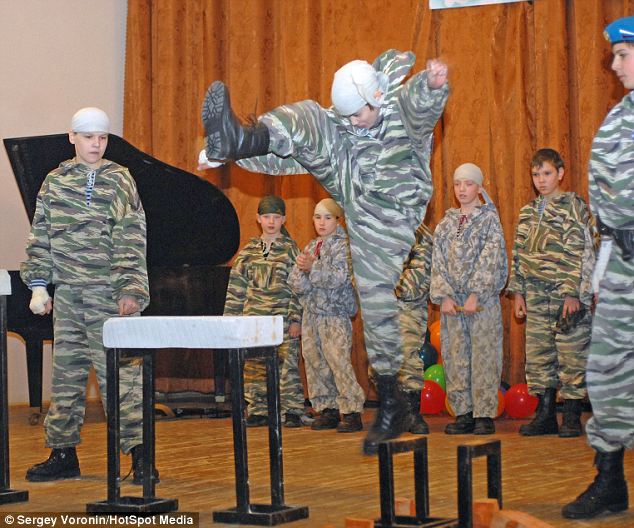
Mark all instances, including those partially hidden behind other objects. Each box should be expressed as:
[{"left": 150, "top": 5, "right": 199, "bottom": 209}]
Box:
[
  {"left": 441, "top": 295, "right": 503, "bottom": 417},
  {"left": 524, "top": 281, "right": 591, "bottom": 399},
  {"left": 244, "top": 325, "right": 305, "bottom": 417},
  {"left": 397, "top": 299, "right": 428, "bottom": 392},
  {"left": 585, "top": 246, "right": 634, "bottom": 452},
  {"left": 301, "top": 312, "right": 365, "bottom": 414},
  {"left": 46, "top": 285, "right": 143, "bottom": 454}
]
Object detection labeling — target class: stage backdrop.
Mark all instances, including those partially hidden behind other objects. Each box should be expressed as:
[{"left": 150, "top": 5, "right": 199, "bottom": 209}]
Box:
[{"left": 123, "top": 0, "right": 632, "bottom": 395}]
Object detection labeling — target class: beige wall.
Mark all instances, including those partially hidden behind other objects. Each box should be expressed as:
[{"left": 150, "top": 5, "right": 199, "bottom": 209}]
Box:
[{"left": 0, "top": 0, "right": 127, "bottom": 404}]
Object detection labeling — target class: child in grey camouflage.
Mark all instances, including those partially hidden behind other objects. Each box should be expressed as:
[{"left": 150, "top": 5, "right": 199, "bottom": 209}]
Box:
[
  {"left": 223, "top": 195, "right": 305, "bottom": 428},
  {"left": 288, "top": 198, "right": 364, "bottom": 433},
  {"left": 507, "top": 148, "right": 595, "bottom": 438},
  {"left": 20, "top": 107, "right": 155, "bottom": 485},
  {"left": 430, "top": 163, "right": 508, "bottom": 435}
]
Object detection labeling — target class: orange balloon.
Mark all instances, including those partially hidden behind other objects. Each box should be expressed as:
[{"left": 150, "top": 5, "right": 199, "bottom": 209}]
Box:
[
  {"left": 429, "top": 320, "right": 441, "bottom": 354},
  {"left": 445, "top": 396, "right": 456, "bottom": 417},
  {"left": 496, "top": 389, "right": 505, "bottom": 418}
]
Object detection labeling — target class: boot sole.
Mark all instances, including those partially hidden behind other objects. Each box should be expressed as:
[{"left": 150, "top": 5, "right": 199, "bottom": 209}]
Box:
[
  {"left": 202, "top": 81, "right": 229, "bottom": 160},
  {"left": 562, "top": 501, "right": 628, "bottom": 519},
  {"left": 26, "top": 469, "right": 80, "bottom": 482}
]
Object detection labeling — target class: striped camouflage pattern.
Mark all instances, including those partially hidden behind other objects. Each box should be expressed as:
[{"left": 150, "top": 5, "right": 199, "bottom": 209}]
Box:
[
  {"left": 430, "top": 205, "right": 507, "bottom": 417},
  {"left": 224, "top": 235, "right": 304, "bottom": 416},
  {"left": 395, "top": 223, "right": 433, "bottom": 391},
  {"left": 21, "top": 159, "right": 149, "bottom": 307},
  {"left": 507, "top": 192, "right": 597, "bottom": 307},
  {"left": 288, "top": 225, "right": 364, "bottom": 413},
  {"left": 585, "top": 92, "right": 634, "bottom": 452},
  {"left": 45, "top": 285, "right": 143, "bottom": 453},
  {"left": 238, "top": 49, "right": 449, "bottom": 375}
]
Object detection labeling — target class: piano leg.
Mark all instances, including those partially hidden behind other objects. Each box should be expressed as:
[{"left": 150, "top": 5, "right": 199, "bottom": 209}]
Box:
[{"left": 25, "top": 339, "right": 43, "bottom": 425}]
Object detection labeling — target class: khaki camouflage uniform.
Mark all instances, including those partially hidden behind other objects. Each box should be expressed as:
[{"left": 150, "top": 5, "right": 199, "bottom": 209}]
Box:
[
  {"left": 585, "top": 92, "right": 634, "bottom": 453},
  {"left": 395, "top": 223, "right": 433, "bottom": 392},
  {"left": 224, "top": 235, "right": 304, "bottom": 417},
  {"left": 507, "top": 192, "right": 595, "bottom": 399},
  {"left": 238, "top": 50, "right": 449, "bottom": 377},
  {"left": 430, "top": 204, "right": 508, "bottom": 418},
  {"left": 288, "top": 225, "right": 364, "bottom": 414},
  {"left": 20, "top": 159, "right": 149, "bottom": 454}
]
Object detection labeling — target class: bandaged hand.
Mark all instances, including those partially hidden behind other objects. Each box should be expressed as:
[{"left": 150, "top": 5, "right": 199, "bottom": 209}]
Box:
[
  {"left": 118, "top": 295, "right": 140, "bottom": 316},
  {"left": 29, "top": 286, "right": 52, "bottom": 315},
  {"left": 198, "top": 149, "right": 225, "bottom": 170}
]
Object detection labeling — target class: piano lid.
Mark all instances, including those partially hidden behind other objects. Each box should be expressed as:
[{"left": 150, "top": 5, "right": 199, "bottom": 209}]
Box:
[{"left": 3, "top": 134, "right": 239, "bottom": 267}]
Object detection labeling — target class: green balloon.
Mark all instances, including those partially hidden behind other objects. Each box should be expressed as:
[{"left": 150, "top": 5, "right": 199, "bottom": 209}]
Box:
[{"left": 423, "top": 364, "right": 446, "bottom": 392}]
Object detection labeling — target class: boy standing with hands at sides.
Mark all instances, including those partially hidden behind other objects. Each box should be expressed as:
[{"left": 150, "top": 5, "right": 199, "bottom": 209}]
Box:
[
  {"left": 562, "top": 16, "right": 634, "bottom": 519},
  {"left": 430, "top": 163, "right": 507, "bottom": 435},
  {"left": 288, "top": 198, "right": 364, "bottom": 433},
  {"left": 21, "top": 107, "right": 155, "bottom": 485},
  {"left": 223, "top": 195, "right": 305, "bottom": 428},
  {"left": 394, "top": 222, "right": 434, "bottom": 435},
  {"left": 507, "top": 148, "right": 595, "bottom": 438}
]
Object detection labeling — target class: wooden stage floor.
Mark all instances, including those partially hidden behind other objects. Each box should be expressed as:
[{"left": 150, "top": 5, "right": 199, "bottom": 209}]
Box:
[{"left": 2, "top": 404, "right": 633, "bottom": 527}]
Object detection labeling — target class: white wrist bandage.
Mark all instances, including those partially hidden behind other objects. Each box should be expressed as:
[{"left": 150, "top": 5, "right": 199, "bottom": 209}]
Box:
[{"left": 29, "top": 286, "right": 51, "bottom": 315}]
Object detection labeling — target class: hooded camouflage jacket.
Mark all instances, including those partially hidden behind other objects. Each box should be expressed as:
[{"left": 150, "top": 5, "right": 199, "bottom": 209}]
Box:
[{"left": 20, "top": 158, "right": 149, "bottom": 309}]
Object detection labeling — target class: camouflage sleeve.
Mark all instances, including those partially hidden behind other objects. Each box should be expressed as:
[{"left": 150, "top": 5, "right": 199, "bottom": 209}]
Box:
[
  {"left": 223, "top": 251, "right": 249, "bottom": 316},
  {"left": 467, "top": 211, "right": 508, "bottom": 303},
  {"left": 288, "top": 242, "right": 310, "bottom": 295},
  {"left": 308, "top": 238, "right": 350, "bottom": 289},
  {"left": 20, "top": 177, "right": 53, "bottom": 288},
  {"left": 430, "top": 221, "right": 455, "bottom": 304},
  {"left": 506, "top": 209, "right": 529, "bottom": 296},
  {"left": 398, "top": 70, "right": 449, "bottom": 142},
  {"left": 395, "top": 229, "right": 432, "bottom": 302},
  {"left": 287, "top": 241, "right": 303, "bottom": 324},
  {"left": 111, "top": 171, "right": 150, "bottom": 310},
  {"left": 557, "top": 196, "right": 587, "bottom": 299}
]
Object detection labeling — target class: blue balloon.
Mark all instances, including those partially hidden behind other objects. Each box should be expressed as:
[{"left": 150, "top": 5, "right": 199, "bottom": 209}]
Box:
[{"left": 419, "top": 342, "right": 438, "bottom": 368}]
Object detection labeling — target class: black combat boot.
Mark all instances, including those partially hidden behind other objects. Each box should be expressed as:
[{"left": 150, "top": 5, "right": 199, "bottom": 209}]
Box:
[
  {"left": 202, "top": 81, "right": 270, "bottom": 161},
  {"left": 559, "top": 399, "right": 583, "bottom": 438},
  {"left": 283, "top": 413, "right": 302, "bottom": 428},
  {"left": 131, "top": 444, "right": 160, "bottom": 486},
  {"left": 337, "top": 412, "right": 363, "bottom": 433},
  {"left": 406, "top": 391, "right": 429, "bottom": 435},
  {"left": 562, "top": 448, "right": 628, "bottom": 519},
  {"left": 362, "top": 375, "right": 410, "bottom": 455},
  {"left": 519, "top": 387, "right": 558, "bottom": 436},
  {"left": 311, "top": 408, "right": 340, "bottom": 430},
  {"left": 473, "top": 417, "right": 495, "bottom": 435},
  {"left": 25, "top": 447, "right": 80, "bottom": 482},
  {"left": 445, "top": 412, "right": 476, "bottom": 434}
]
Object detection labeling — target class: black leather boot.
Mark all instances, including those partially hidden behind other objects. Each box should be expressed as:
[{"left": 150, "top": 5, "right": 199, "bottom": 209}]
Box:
[
  {"left": 202, "top": 81, "right": 270, "bottom": 162},
  {"left": 519, "top": 387, "right": 558, "bottom": 436},
  {"left": 559, "top": 399, "right": 583, "bottom": 438},
  {"left": 25, "top": 447, "right": 80, "bottom": 482},
  {"left": 562, "top": 449, "right": 628, "bottom": 519},
  {"left": 337, "top": 412, "right": 363, "bottom": 433},
  {"left": 311, "top": 408, "right": 340, "bottom": 430},
  {"left": 445, "top": 412, "right": 475, "bottom": 434},
  {"left": 131, "top": 444, "right": 160, "bottom": 486},
  {"left": 362, "top": 375, "right": 410, "bottom": 455},
  {"left": 406, "top": 391, "right": 429, "bottom": 435}
]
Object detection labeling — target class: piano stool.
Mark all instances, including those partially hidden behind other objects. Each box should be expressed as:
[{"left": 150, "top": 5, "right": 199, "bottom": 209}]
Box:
[
  {"left": 86, "top": 315, "right": 309, "bottom": 524},
  {"left": 0, "top": 270, "right": 29, "bottom": 504}
]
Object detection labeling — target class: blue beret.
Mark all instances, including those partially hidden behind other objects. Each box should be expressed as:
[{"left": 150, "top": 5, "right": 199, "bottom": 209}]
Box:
[{"left": 604, "top": 16, "right": 634, "bottom": 44}]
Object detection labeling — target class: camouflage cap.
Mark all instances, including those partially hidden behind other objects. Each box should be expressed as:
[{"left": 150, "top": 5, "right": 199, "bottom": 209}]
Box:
[
  {"left": 258, "top": 195, "right": 286, "bottom": 215},
  {"left": 604, "top": 16, "right": 634, "bottom": 44}
]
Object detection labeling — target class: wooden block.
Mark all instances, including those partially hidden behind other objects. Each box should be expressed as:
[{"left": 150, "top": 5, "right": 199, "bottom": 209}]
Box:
[
  {"left": 473, "top": 498, "right": 500, "bottom": 528},
  {"left": 344, "top": 518, "right": 375, "bottom": 528},
  {"left": 490, "top": 510, "right": 555, "bottom": 528},
  {"left": 395, "top": 496, "right": 416, "bottom": 516}
]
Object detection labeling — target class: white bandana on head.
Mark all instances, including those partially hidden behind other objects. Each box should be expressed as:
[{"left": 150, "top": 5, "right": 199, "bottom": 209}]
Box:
[
  {"left": 453, "top": 163, "right": 483, "bottom": 186},
  {"left": 71, "top": 107, "right": 110, "bottom": 133},
  {"left": 331, "top": 60, "right": 389, "bottom": 116},
  {"left": 314, "top": 198, "right": 343, "bottom": 218}
]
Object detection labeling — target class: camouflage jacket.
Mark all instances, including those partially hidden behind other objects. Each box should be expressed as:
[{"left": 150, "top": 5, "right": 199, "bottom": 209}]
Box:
[
  {"left": 20, "top": 158, "right": 149, "bottom": 309},
  {"left": 395, "top": 223, "right": 433, "bottom": 304},
  {"left": 507, "top": 192, "right": 596, "bottom": 305},
  {"left": 223, "top": 234, "right": 302, "bottom": 324},
  {"left": 589, "top": 91, "right": 634, "bottom": 230},
  {"left": 288, "top": 225, "right": 357, "bottom": 317},
  {"left": 430, "top": 204, "right": 508, "bottom": 305}
]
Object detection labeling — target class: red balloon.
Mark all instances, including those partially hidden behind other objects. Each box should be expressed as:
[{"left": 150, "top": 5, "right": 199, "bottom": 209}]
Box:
[
  {"left": 504, "top": 383, "right": 538, "bottom": 419},
  {"left": 420, "top": 380, "right": 445, "bottom": 415}
]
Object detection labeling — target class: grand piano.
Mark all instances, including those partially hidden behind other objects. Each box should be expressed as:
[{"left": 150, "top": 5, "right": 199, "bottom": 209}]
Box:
[{"left": 3, "top": 133, "right": 240, "bottom": 421}]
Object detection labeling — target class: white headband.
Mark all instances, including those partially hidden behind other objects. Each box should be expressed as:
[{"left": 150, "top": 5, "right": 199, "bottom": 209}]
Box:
[
  {"left": 71, "top": 107, "right": 110, "bottom": 133},
  {"left": 331, "top": 60, "right": 388, "bottom": 116},
  {"left": 453, "top": 163, "right": 483, "bottom": 186}
]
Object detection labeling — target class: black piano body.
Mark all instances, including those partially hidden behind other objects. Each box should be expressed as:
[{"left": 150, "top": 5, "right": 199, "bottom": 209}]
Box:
[{"left": 3, "top": 133, "right": 240, "bottom": 420}]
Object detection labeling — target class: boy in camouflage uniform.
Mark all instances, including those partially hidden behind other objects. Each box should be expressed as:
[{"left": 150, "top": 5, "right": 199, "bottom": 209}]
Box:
[
  {"left": 201, "top": 50, "right": 449, "bottom": 454},
  {"left": 507, "top": 148, "right": 595, "bottom": 438},
  {"left": 394, "top": 222, "right": 434, "bottom": 435},
  {"left": 430, "top": 163, "right": 507, "bottom": 435},
  {"left": 21, "top": 107, "right": 154, "bottom": 485},
  {"left": 288, "top": 198, "right": 364, "bottom": 433},
  {"left": 223, "top": 195, "right": 305, "bottom": 428},
  {"left": 562, "top": 17, "right": 634, "bottom": 519}
]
